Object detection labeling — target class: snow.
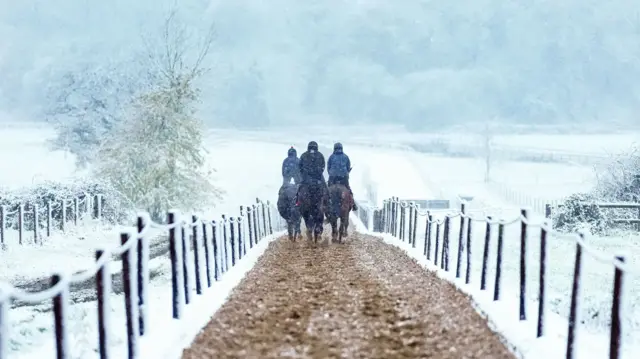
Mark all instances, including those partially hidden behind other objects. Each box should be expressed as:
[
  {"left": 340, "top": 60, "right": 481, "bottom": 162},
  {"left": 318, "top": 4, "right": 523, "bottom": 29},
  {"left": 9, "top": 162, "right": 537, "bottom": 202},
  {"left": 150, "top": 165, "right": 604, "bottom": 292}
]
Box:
[
  {"left": 0, "top": 126, "right": 292, "bottom": 359},
  {"left": 0, "top": 124, "right": 79, "bottom": 190},
  {"left": 358, "top": 148, "right": 640, "bottom": 359},
  {"left": 0, "top": 220, "right": 158, "bottom": 285},
  {"left": 145, "top": 230, "right": 282, "bottom": 359},
  {"left": 405, "top": 150, "right": 596, "bottom": 214},
  {"left": 2, "top": 123, "right": 640, "bottom": 359},
  {"left": 345, "top": 145, "right": 432, "bottom": 205},
  {"left": 6, "top": 227, "right": 284, "bottom": 359},
  {"left": 375, "top": 230, "right": 639, "bottom": 359},
  {"left": 0, "top": 134, "right": 289, "bottom": 286}
]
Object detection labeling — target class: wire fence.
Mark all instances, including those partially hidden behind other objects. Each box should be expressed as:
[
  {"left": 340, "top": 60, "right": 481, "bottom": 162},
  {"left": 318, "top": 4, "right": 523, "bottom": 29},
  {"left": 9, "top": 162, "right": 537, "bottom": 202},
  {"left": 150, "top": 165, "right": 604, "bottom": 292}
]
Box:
[
  {"left": 0, "top": 194, "right": 105, "bottom": 248},
  {"left": 0, "top": 197, "right": 285, "bottom": 359},
  {"left": 357, "top": 197, "right": 638, "bottom": 359}
]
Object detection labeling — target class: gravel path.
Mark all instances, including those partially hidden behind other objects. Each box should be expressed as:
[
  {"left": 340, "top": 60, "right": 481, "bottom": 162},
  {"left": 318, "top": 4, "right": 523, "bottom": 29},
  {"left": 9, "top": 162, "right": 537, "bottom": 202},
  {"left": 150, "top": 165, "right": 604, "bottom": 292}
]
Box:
[{"left": 181, "top": 231, "right": 516, "bottom": 359}]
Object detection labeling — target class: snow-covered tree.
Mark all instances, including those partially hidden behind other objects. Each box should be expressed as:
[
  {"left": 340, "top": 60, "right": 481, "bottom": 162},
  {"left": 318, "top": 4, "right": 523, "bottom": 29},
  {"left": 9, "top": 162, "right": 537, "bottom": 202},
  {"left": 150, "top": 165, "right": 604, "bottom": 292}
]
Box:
[
  {"left": 45, "top": 60, "right": 148, "bottom": 168},
  {"left": 94, "top": 10, "right": 222, "bottom": 221},
  {"left": 594, "top": 145, "right": 640, "bottom": 202}
]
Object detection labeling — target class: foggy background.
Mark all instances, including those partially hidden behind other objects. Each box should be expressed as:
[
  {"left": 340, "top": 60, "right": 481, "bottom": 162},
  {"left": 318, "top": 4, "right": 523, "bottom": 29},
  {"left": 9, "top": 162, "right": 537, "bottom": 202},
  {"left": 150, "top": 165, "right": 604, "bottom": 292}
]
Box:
[{"left": 2, "top": 0, "right": 640, "bottom": 132}]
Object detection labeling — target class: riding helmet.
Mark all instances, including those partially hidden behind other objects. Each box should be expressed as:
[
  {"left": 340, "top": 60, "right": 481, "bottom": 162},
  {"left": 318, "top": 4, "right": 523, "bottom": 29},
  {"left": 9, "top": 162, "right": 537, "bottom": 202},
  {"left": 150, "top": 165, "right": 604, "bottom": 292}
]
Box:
[
  {"left": 307, "top": 141, "right": 318, "bottom": 151},
  {"left": 333, "top": 142, "right": 343, "bottom": 151}
]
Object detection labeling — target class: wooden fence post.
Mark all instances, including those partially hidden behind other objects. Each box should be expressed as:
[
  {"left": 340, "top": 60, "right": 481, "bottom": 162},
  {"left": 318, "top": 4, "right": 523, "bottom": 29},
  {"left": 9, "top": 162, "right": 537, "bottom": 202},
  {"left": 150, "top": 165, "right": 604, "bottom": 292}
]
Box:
[
  {"left": 18, "top": 204, "right": 23, "bottom": 245},
  {"left": 493, "top": 223, "right": 505, "bottom": 301},
  {"left": 610, "top": 256, "right": 624, "bottom": 359},
  {"left": 537, "top": 222, "right": 548, "bottom": 337},
  {"left": 247, "top": 207, "right": 254, "bottom": 248},
  {"left": 212, "top": 220, "right": 219, "bottom": 281},
  {"left": 61, "top": 200, "right": 66, "bottom": 232},
  {"left": 73, "top": 197, "right": 79, "bottom": 226},
  {"left": 456, "top": 203, "right": 466, "bottom": 278},
  {"left": 202, "top": 221, "right": 212, "bottom": 288},
  {"left": 95, "top": 249, "right": 111, "bottom": 359},
  {"left": 192, "top": 215, "right": 202, "bottom": 296},
  {"left": 266, "top": 201, "right": 273, "bottom": 235},
  {"left": 137, "top": 216, "right": 149, "bottom": 335},
  {"left": 0, "top": 206, "right": 4, "bottom": 247},
  {"left": 168, "top": 211, "right": 183, "bottom": 319},
  {"left": 46, "top": 201, "right": 52, "bottom": 237},
  {"left": 33, "top": 204, "right": 39, "bottom": 244},
  {"left": 481, "top": 217, "right": 492, "bottom": 290},
  {"left": 51, "top": 274, "right": 69, "bottom": 359},
  {"left": 230, "top": 217, "right": 236, "bottom": 267},
  {"left": 180, "top": 225, "right": 190, "bottom": 305},
  {"left": 566, "top": 239, "right": 583, "bottom": 359},
  {"left": 520, "top": 208, "right": 529, "bottom": 321},
  {"left": 221, "top": 215, "right": 228, "bottom": 273},
  {"left": 120, "top": 232, "right": 139, "bottom": 359}
]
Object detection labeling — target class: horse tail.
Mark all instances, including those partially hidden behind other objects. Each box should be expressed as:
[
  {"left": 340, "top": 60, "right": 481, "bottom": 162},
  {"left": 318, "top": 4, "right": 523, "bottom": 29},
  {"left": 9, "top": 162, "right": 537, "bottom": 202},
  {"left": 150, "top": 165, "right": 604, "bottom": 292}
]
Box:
[{"left": 341, "top": 190, "right": 352, "bottom": 214}]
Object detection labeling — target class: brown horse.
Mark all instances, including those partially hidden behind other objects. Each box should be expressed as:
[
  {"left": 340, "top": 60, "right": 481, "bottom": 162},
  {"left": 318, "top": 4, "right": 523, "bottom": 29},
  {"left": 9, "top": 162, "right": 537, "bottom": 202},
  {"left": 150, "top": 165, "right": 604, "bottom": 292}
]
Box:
[
  {"left": 277, "top": 182, "right": 301, "bottom": 241},
  {"left": 327, "top": 183, "right": 353, "bottom": 243},
  {"left": 298, "top": 181, "right": 327, "bottom": 243}
]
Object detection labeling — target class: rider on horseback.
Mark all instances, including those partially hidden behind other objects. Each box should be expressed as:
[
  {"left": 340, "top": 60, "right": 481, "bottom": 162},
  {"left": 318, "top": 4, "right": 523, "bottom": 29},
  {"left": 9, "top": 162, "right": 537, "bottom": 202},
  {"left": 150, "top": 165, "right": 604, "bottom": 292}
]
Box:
[
  {"left": 282, "top": 146, "right": 301, "bottom": 185},
  {"left": 327, "top": 142, "right": 357, "bottom": 211},
  {"left": 296, "top": 141, "right": 327, "bottom": 205}
]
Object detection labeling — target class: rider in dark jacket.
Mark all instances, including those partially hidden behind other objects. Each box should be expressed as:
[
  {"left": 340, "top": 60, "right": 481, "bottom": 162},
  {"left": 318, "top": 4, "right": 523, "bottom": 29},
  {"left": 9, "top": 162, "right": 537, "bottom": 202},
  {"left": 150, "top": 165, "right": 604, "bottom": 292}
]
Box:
[
  {"left": 282, "top": 146, "right": 301, "bottom": 185},
  {"left": 296, "top": 141, "right": 326, "bottom": 205},
  {"left": 327, "top": 142, "right": 357, "bottom": 210},
  {"left": 299, "top": 141, "right": 326, "bottom": 185}
]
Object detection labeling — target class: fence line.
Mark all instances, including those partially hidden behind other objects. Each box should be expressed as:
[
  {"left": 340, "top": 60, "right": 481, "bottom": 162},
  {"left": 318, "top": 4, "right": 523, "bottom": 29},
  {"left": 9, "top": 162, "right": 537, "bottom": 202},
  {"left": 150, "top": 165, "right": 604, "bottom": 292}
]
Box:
[
  {"left": 0, "top": 197, "right": 284, "bottom": 359},
  {"left": 0, "top": 193, "right": 105, "bottom": 248},
  {"left": 488, "top": 181, "right": 565, "bottom": 215},
  {"left": 357, "top": 197, "right": 638, "bottom": 359}
]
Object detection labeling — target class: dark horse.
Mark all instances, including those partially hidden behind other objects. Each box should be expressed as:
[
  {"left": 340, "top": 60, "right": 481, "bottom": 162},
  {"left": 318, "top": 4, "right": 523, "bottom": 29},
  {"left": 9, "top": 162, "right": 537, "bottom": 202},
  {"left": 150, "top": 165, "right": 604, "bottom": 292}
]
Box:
[
  {"left": 298, "top": 181, "right": 327, "bottom": 243},
  {"left": 327, "top": 183, "right": 353, "bottom": 243},
  {"left": 277, "top": 182, "right": 301, "bottom": 241}
]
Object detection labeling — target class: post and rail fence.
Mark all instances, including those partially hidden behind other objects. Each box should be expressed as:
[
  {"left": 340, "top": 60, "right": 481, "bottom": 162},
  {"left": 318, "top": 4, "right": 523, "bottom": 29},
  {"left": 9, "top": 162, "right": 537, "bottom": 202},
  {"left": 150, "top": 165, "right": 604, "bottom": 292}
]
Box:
[
  {"left": 0, "top": 193, "right": 106, "bottom": 248},
  {"left": 545, "top": 202, "right": 640, "bottom": 231},
  {"left": 0, "top": 197, "right": 284, "bottom": 359},
  {"left": 356, "top": 197, "right": 636, "bottom": 359}
]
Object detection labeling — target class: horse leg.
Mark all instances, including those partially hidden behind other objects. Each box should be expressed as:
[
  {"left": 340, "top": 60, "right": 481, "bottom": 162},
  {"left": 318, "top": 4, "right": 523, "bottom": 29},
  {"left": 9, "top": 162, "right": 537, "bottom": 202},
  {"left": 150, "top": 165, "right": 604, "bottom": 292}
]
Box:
[
  {"left": 315, "top": 224, "right": 322, "bottom": 244},
  {"left": 316, "top": 212, "right": 325, "bottom": 243},
  {"left": 330, "top": 217, "right": 338, "bottom": 243},
  {"left": 342, "top": 214, "right": 349, "bottom": 238},
  {"left": 302, "top": 212, "right": 313, "bottom": 242},
  {"left": 294, "top": 217, "right": 301, "bottom": 241},
  {"left": 287, "top": 221, "right": 294, "bottom": 241}
]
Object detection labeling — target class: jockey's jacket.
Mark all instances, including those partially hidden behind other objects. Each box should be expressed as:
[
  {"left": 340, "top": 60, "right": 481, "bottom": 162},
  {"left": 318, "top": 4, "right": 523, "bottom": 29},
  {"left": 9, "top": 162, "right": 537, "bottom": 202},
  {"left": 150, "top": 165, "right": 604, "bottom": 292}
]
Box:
[{"left": 327, "top": 151, "right": 351, "bottom": 178}]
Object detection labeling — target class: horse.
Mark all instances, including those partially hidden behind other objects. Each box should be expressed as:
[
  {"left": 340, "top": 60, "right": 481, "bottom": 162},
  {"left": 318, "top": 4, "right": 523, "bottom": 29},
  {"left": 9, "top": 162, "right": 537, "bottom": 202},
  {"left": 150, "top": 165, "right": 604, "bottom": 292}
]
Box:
[
  {"left": 297, "top": 180, "right": 327, "bottom": 243},
  {"left": 277, "top": 182, "right": 301, "bottom": 241},
  {"left": 327, "top": 183, "right": 353, "bottom": 243}
]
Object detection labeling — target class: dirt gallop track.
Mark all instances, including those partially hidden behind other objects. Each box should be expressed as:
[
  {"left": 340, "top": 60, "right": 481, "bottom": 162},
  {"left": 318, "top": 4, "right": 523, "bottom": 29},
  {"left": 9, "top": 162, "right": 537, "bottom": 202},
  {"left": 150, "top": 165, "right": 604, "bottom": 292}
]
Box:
[{"left": 181, "top": 232, "right": 516, "bottom": 359}]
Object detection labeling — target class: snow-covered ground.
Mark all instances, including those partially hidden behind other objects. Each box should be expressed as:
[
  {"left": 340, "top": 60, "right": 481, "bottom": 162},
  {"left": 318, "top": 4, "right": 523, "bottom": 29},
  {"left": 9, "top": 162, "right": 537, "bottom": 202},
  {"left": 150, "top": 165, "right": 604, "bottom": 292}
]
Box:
[
  {"left": 0, "top": 133, "right": 288, "bottom": 286},
  {"left": 212, "top": 125, "right": 640, "bottom": 161},
  {"left": 406, "top": 152, "right": 596, "bottom": 214},
  {"left": 349, "top": 144, "right": 640, "bottom": 359},
  {"left": 6, "top": 226, "right": 284, "bottom": 359},
  {"left": 2, "top": 123, "right": 640, "bottom": 359},
  {"left": 0, "top": 123, "right": 79, "bottom": 190},
  {"left": 0, "top": 125, "right": 292, "bottom": 358}
]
